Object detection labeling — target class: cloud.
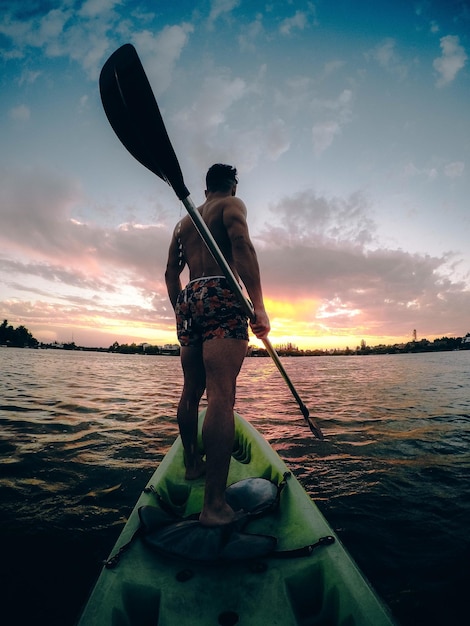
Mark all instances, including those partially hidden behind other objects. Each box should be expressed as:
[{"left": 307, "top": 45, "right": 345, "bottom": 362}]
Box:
[
  {"left": 0, "top": 1, "right": 192, "bottom": 84},
  {"left": 171, "top": 67, "right": 291, "bottom": 172},
  {"left": 171, "top": 71, "right": 248, "bottom": 163},
  {"left": 372, "top": 38, "right": 396, "bottom": 66},
  {"left": 238, "top": 14, "right": 263, "bottom": 52},
  {"left": 0, "top": 1, "right": 183, "bottom": 81},
  {"left": 402, "top": 162, "right": 438, "bottom": 180},
  {"left": 9, "top": 104, "right": 30, "bottom": 121},
  {"left": 0, "top": 3, "right": 109, "bottom": 77},
  {"left": 133, "top": 23, "right": 194, "bottom": 93},
  {"left": 265, "top": 118, "right": 290, "bottom": 160},
  {"left": 279, "top": 5, "right": 318, "bottom": 37},
  {"left": 262, "top": 190, "right": 376, "bottom": 248},
  {"left": 366, "top": 38, "right": 409, "bottom": 79},
  {"left": 254, "top": 189, "right": 470, "bottom": 338},
  {"left": 444, "top": 161, "right": 465, "bottom": 178},
  {"left": 0, "top": 164, "right": 172, "bottom": 287},
  {"left": 258, "top": 238, "right": 469, "bottom": 338},
  {"left": 311, "top": 89, "right": 353, "bottom": 156},
  {"left": 18, "top": 70, "right": 41, "bottom": 85},
  {"left": 207, "top": 0, "right": 241, "bottom": 29},
  {"left": 181, "top": 74, "right": 247, "bottom": 131},
  {"left": 403, "top": 160, "right": 465, "bottom": 180},
  {"left": 433, "top": 35, "right": 467, "bottom": 87},
  {"left": 37, "top": 7, "right": 70, "bottom": 44},
  {"left": 279, "top": 11, "right": 308, "bottom": 36},
  {"left": 78, "top": 95, "right": 89, "bottom": 113},
  {"left": 0, "top": 6, "right": 72, "bottom": 56},
  {"left": 0, "top": 295, "right": 176, "bottom": 347},
  {"left": 0, "top": 164, "right": 85, "bottom": 259},
  {"left": 0, "top": 258, "right": 118, "bottom": 295},
  {"left": 312, "top": 121, "right": 341, "bottom": 157},
  {"left": 322, "top": 60, "right": 345, "bottom": 77},
  {"left": 78, "top": 0, "right": 122, "bottom": 19},
  {"left": 0, "top": 161, "right": 178, "bottom": 345}
]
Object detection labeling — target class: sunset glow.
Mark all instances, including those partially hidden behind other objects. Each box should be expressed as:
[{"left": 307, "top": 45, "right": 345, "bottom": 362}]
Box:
[{"left": 1, "top": 1, "right": 469, "bottom": 349}]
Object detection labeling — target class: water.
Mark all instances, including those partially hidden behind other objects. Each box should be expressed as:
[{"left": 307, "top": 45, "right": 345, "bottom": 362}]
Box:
[{"left": 1, "top": 348, "right": 469, "bottom": 625}]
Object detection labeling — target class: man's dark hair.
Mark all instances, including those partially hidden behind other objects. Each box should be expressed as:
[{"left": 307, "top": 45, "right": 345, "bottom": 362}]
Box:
[{"left": 205, "top": 163, "right": 238, "bottom": 192}]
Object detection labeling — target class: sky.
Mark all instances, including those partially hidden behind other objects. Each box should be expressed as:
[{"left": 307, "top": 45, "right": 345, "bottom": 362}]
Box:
[{"left": 1, "top": 0, "right": 469, "bottom": 350}]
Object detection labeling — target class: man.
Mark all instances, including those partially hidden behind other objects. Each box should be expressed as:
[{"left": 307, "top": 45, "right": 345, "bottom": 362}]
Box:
[{"left": 165, "top": 163, "right": 270, "bottom": 526}]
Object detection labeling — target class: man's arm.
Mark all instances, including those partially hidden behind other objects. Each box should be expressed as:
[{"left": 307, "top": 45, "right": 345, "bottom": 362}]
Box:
[
  {"left": 165, "top": 228, "right": 184, "bottom": 310},
  {"left": 223, "top": 198, "right": 270, "bottom": 339}
]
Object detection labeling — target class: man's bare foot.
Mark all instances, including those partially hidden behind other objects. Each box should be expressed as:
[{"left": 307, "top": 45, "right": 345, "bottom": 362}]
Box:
[
  {"left": 184, "top": 457, "right": 206, "bottom": 481},
  {"left": 199, "top": 503, "right": 245, "bottom": 527}
]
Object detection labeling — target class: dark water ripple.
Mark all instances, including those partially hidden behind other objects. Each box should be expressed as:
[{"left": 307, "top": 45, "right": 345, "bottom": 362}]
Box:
[{"left": 1, "top": 348, "right": 469, "bottom": 625}]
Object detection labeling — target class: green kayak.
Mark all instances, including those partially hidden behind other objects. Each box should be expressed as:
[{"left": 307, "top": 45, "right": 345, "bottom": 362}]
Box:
[{"left": 78, "top": 411, "right": 395, "bottom": 625}]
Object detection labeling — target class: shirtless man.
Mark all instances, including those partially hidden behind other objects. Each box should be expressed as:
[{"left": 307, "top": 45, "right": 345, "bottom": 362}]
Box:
[{"left": 165, "top": 163, "right": 270, "bottom": 526}]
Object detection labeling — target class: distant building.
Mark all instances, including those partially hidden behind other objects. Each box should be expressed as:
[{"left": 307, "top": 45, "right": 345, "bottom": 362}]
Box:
[{"left": 161, "top": 344, "right": 180, "bottom": 355}]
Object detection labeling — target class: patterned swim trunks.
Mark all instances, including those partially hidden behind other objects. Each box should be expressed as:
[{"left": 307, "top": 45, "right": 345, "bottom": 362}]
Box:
[{"left": 175, "top": 276, "right": 249, "bottom": 347}]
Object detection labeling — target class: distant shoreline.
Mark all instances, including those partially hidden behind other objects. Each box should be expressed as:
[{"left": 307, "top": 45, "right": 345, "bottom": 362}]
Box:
[
  {"left": 3, "top": 338, "right": 469, "bottom": 357},
  {"left": 3, "top": 320, "right": 469, "bottom": 356}
]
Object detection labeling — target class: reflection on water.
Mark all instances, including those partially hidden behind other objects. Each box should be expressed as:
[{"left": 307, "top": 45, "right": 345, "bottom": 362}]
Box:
[{"left": 1, "top": 348, "right": 469, "bottom": 625}]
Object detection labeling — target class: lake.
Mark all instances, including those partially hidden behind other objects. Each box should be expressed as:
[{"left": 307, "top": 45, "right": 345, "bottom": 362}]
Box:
[{"left": 1, "top": 347, "right": 469, "bottom": 625}]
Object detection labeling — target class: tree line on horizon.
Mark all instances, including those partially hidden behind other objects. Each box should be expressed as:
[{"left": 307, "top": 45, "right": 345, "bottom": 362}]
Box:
[
  {"left": 0, "top": 320, "right": 39, "bottom": 348},
  {"left": 2, "top": 320, "right": 470, "bottom": 355},
  {"left": 266, "top": 334, "right": 470, "bottom": 356}
]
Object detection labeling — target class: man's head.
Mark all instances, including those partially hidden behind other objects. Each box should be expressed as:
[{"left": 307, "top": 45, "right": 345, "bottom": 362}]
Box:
[{"left": 205, "top": 164, "right": 238, "bottom": 194}]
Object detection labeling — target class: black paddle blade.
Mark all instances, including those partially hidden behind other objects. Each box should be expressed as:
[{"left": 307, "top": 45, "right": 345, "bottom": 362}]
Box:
[
  {"left": 99, "top": 43, "right": 190, "bottom": 201},
  {"left": 300, "top": 403, "right": 324, "bottom": 440}
]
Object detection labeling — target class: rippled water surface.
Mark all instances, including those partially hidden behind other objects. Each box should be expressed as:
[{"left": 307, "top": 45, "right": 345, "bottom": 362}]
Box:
[{"left": 1, "top": 348, "right": 469, "bottom": 625}]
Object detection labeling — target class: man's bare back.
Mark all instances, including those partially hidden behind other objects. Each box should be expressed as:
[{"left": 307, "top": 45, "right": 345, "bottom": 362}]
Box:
[
  {"left": 167, "top": 191, "right": 268, "bottom": 336},
  {"left": 175, "top": 195, "right": 245, "bottom": 281}
]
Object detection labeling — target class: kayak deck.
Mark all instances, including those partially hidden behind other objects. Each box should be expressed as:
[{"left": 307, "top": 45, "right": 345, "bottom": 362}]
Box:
[{"left": 78, "top": 411, "right": 395, "bottom": 625}]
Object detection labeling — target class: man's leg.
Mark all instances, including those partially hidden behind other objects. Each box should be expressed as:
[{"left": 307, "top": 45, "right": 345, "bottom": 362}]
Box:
[
  {"left": 199, "top": 338, "right": 248, "bottom": 526},
  {"left": 177, "top": 346, "right": 206, "bottom": 480}
]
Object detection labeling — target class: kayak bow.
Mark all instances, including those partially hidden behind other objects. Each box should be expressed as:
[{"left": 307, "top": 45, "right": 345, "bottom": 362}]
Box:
[{"left": 78, "top": 411, "right": 395, "bottom": 625}]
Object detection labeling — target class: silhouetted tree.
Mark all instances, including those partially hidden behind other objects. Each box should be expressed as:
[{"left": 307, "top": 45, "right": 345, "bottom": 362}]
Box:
[{"left": 0, "top": 320, "right": 38, "bottom": 348}]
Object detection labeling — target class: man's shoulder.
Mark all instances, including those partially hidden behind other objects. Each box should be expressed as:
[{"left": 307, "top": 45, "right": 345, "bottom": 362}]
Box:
[
  {"left": 212, "top": 194, "right": 244, "bottom": 211},
  {"left": 199, "top": 195, "right": 245, "bottom": 216},
  {"left": 177, "top": 214, "right": 194, "bottom": 230},
  {"left": 223, "top": 196, "right": 247, "bottom": 218}
]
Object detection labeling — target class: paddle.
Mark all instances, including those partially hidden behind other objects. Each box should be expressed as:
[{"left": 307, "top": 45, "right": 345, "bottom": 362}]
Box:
[{"left": 99, "top": 43, "right": 323, "bottom": 440}]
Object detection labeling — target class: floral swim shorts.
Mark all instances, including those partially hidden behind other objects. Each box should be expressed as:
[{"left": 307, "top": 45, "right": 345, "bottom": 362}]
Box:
[{"left": 175, "top": 276, "right": 249, "bottom": 347}]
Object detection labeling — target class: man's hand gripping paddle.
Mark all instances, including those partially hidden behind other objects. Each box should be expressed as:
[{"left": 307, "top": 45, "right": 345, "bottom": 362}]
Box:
[{"left": 99, "top": 44, "right": 323, "bottom": 440}]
